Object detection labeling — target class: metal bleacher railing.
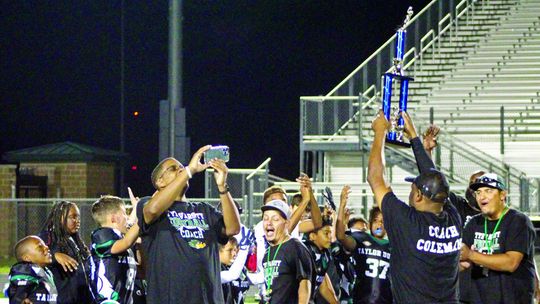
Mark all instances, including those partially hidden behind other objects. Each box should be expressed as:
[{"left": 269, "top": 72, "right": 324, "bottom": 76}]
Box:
[{"left": 299, "top": 0, "right": 540, "bottom": 212}]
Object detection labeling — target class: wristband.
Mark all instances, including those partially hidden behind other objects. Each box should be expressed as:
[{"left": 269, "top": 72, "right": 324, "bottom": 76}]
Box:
[
  {"left": 185, "top": 166, "right": 192, "bottom": 179},
  {"left": 218, "top": 184, "right": 230, "bottom": 195}
]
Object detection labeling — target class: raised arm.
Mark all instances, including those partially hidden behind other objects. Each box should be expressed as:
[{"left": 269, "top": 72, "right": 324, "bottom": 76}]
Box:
[
  {"left": 111, "top": 188, "right": 141, "bottom": 254},
  {"left": 111, "top": 223, "right": 140, "bottom": 255},
  {"left": 211, "top": 159, "right": 241, "bottom": 237},
  {"left": 401, "top": 111, "right": 437, "bottom": 173},
  {"left": 290, "top": 173, "right": 322, "bottom": 233},
  {"left": 336, "top": 185, "right": 357, "bottom": 251},
  {"left": 143, "top": 145, "right": 210, "bottom": 224},
  {"left": 367, "top": 110, "right": 392, "bottom": 209}
]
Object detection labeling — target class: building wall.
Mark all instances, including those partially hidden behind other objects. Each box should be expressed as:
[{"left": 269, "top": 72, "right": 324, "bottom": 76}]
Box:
[
  {"left": 0, "top": 162, "right": 117, "bottom": 258},
  {"left": 87, "top": 162, "right": 116, "bottom": 197},
  {"left": 20, "top": 163, "right": 87, "bottom": 197},
  {"left": 0, "top": 165, "right": 16, "bottom": 198},
  {"left": 0, "top": 165, "right": 17, "bottom": 258}
]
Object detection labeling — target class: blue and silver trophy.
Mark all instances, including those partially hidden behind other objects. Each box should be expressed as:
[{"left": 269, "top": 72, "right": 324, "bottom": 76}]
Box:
[{"left": 382, "top": 7, "right": 414, "bottom": 147}]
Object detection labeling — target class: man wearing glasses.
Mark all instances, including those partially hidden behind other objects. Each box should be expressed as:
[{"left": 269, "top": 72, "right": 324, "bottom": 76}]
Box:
[
  {"left": 460, "top": 173, "right": 535, "bottom": 304},
  {"left": 136, "top": 146, "right": 241, "bottom": 304}
]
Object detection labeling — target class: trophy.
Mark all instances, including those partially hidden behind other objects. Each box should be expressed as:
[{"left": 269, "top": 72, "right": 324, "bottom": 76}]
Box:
[{"left": 382, "top": 7, "right": 414, "bottom": 147}]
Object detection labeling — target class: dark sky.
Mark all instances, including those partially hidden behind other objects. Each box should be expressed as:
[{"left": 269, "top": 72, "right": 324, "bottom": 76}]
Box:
[{"left": 1, "top": 1, "right": 427, "bottom": 197}]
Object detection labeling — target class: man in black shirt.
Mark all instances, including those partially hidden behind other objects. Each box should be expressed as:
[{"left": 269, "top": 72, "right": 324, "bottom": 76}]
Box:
[
  {"left": 336, "top": 186, "right": 392, "bottom": 304},
  {"left": 261, "top": 200, "right": 315, "bottom": 304},
  {"left": 136, "top": 146, "right": 241, "bottom": 304},
  {"left": 367, "top": 110, "right": 462, "bottom": 303},
  {"left": 460, "top": 173, "right": 536, "bottom": 304}
]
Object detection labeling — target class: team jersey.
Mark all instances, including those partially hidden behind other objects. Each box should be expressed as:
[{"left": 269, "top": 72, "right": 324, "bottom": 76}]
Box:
[
  {"left": 303, "top": 240, "right": 332, "bottom": 295},
  {"left": 8, "top": 262, "right": 58, "bottom": 304},
  {"left": 349, "top": 231, "right": 392, "bottom": 304},
  {"left": 230, "top": 268, "right": 250, "bottom": 304},
  {"left": 89, "top": 227, "right": 137, "bottom": 304}
]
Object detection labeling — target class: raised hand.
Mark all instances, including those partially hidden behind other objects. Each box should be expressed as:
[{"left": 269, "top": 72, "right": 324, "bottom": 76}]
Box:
[
  {"left": 209, "top": 159, "right": 229, "bottom": 188},
  {"left": 127, "top": 187, "right": 140, "bottom": 223},
  {"left": 339, "top": 185, "right": 352, "bottom": 209},
  {"left": 422, "top": 124, "right": 440, "bottom": 152},
  {"left": 372, "top": 110, "right": 391, "bottom": 134},
  {"left": 400, "top": 111, "right": 418, "bottom": 139},
  {"left": 296, "top": 173, "right": 312, "bottom": 202},
  {"left": 188, "top": 145, "right": 212, "bottom": 175}
]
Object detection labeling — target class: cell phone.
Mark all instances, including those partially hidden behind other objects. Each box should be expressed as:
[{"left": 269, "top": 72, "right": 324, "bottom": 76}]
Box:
[{"left": 204, "top": 145, "right": 230, "bottom": 164}]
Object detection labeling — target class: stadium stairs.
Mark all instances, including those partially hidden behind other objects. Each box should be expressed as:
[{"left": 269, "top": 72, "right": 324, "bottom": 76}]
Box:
[{"left": 299, "top": 0, "right": 540, "bottom": 214}]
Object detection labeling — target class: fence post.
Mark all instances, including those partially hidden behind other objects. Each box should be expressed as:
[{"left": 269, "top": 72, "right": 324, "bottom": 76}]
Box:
[
  {"left": 248, "top": 179, "right": 254, "bottom": 228},
  {"left": 520, "top": 176, "right": 529, "bottom": 212},
  {"left": 358, "top": 94, "right": 364, "bottom": 152},
  {"left": 318, "top": 101, "right": 324, "bottom": 135},
  {"left": 12, "top": 183, "right": 18, "bottom": 248},
  {"left": 243, "top": 194, "right": 248, "bottom": 226},
  {"left": 300, "top": 99, "right": 305, "bottom": 174},
  {"left": 537, "top": 178, "right": 540, "bottom": 214}
]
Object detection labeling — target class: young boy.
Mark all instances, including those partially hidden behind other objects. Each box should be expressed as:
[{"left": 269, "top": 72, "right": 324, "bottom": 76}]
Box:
[
  {"left": 89, "top": 195, "right": 140, "bottom": 304},
  {"left": 304, "top": 216, "right": 339, "bottom": 304},
  {"left": 8, "top": 235, "right": 58, "bottom": 304},
  {"left": 220, "top": 237, "right": 252, "bottom": 304}
]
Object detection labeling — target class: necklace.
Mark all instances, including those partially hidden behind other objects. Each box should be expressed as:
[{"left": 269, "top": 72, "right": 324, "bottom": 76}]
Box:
[{"left": 483, "top": 206, "right": 508, "bottom": 254}]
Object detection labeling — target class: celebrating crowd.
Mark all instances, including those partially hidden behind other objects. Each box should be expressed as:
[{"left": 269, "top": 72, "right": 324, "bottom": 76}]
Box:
[{"left": 6, "top": 111, "right": 538, "bottom": 304}]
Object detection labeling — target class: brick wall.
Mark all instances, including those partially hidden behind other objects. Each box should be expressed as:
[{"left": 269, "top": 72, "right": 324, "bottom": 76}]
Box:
[
  {"left": 87, "top": 162, "right": 116, "bottom": 197},
  {"left": 0, "top": 165, "right": 16, "bottom": 198},
  {"left": 20, "top": 163, "right": 88, "bottom": 197},
  {"left": 0, "top": 162, "right": 117, "bottom": 258}
]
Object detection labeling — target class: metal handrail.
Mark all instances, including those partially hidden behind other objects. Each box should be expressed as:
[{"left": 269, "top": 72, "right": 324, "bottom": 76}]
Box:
[
  {"left": 246, "top": 157, "right": 272, "bottom": 180},
  {"left": 301, "top": 0, "right": 535, "bottom": 196}
]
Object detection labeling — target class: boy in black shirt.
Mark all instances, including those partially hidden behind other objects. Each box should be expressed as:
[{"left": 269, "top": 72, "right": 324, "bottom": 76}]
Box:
[
  {"left": 89, "top": 195, "right": 140, "bottom": 304},
  {"left": 304, "top": 216, "right": 339, "bottom": 304},
  {"left": 261, "top": 200, "right": 315, "bottom": 304},
  {"left": 220, "top": 237, "right": 239, "bottom": 304},
  {"left": 8, "top": 235, "right": 58, "bottom": 304},
  {"left": 336, "top": 187, "right": 392, "bottom": 304},
  {"left": 368, "top": 110, "right": 462, "bottom": 303},
  {"left": 137, "top": 146, "right": 240, "bottom": 304},
  {"left": 460, "top": 173, "right": 535, "bottom": 304}
]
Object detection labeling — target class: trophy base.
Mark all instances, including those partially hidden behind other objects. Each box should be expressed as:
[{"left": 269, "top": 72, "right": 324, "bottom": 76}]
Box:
[{"left": 386, "top": 139, "right": 411, "bottom": 148}]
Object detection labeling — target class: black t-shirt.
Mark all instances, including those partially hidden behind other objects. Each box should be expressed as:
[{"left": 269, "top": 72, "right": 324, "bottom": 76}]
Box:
[
  {"left": 447, "top": 192, "right": 480, "bottom": 303},
  {"left": 382, "top": 192, "right": 462, "bottom": 304},
  {"left": 137, "top": 197, "right": 227, "bottom": 304},
  {"left": 89, "top": 227, "right": 137, "bottom": 304},
  {"left": 448, "top": 192, "right": 479, "bottom": 227},
  {"left": 221, "top": 265, "right": 250, "bottom": 304},
  {"left": 463, "top": 209, "right": 535, "bottom": 304},
  {"left": 221, "top": 264, "right": 235, "bottom": 304},
  {"left": 262, "top": 238, "right": 315, "bottom": 304},
  {"left": 38, "top": 231, "right": 93, "bottom": 304},
  {"left": 8, "top": 262, "right": 58, "bottom": 304},
  {"left": 349, "top": 231, "right": 392, "bottom": 304}
]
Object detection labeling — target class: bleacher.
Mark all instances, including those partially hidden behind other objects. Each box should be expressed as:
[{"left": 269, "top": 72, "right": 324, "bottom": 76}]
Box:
[{"left": 299, "top": 0, "right": 540, "bottom": 215}]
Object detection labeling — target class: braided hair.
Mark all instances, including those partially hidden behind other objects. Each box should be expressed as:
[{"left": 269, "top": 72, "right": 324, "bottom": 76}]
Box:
[{"left": 42, "top": 201, "right": 90, "bottom": 260}]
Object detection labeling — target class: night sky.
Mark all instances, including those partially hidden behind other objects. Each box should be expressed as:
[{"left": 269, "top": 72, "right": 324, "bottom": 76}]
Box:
[{"left": 1, "top": 1, "right": 427, "bottom": 197}]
